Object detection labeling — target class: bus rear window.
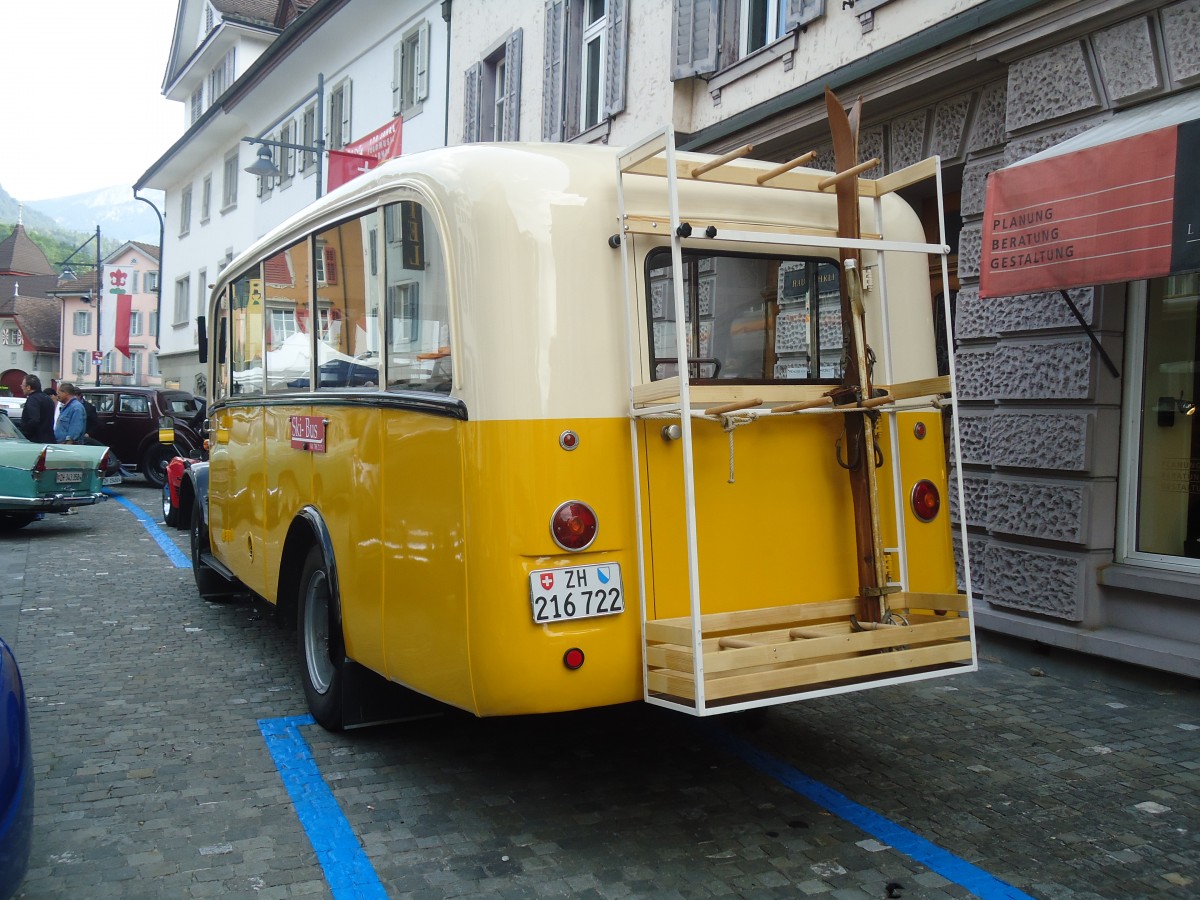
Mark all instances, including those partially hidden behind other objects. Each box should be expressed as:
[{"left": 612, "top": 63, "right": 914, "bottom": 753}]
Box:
[{"left": 645, "top": 249, "right": 843, "bottom": 383}]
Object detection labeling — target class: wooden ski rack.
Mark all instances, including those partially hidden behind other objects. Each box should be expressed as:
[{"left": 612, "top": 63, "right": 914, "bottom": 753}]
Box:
[
  {"left": 614, "top": 124, "right": 971, "bottom": 715},
  {"left": 645, "top": 593, "right": 972, "bottom": 706}
]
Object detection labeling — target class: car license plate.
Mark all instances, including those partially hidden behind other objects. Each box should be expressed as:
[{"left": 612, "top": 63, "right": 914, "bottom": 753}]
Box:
[
  {"left": 102, "top": 475, "right": 122, "bottom": 486},
  {"left": 55, "top": 471, "right": 83, "bottom": 484},
  {"left": 529, "top": 563, "right": 624, "bottom": 624}
]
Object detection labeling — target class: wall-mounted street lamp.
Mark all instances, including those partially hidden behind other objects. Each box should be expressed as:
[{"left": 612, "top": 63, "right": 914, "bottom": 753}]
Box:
[
  {"left": 242, "top": 74, "right": 326, "bottom": 200},
  {"left": 133, "top": 191, "right": 165, "bottom": 355}
]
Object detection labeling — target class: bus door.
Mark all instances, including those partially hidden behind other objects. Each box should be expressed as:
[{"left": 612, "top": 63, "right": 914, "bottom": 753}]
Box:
[{"left": 636, "top": 250, "right": 860, "bottom": 622}]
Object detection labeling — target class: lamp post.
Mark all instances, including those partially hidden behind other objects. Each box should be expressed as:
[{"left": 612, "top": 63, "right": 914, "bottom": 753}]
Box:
[
  {"left": 133, "top": 191, "right": 165, "bottom": 355},
  {"left": 243, "top": 74, "right": 326, "bottom": 200}
]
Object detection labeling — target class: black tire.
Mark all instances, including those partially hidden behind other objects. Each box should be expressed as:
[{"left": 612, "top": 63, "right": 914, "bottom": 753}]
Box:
[
  {"left": 0, "top": 513, "right": 37, "bottom": 530},
  {"left": 297, "top": 545, "right": 345, "bottom": 731},
  {"left": 162, "top": 481, "right": 180, "bottom": 527},
  {"left": 190, "top": 501, "right": 233, "bottom": 601},
  {"left": 141, "top": 444, "right": 174, "bottom": 488}
]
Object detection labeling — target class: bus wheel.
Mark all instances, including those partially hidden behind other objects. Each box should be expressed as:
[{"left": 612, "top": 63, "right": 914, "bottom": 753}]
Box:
[
  {"left": 190, "top": 502, "right": 233, "bottom": 601},
  {"left": 298, "top": 546, "right": 345, "bottom": 731}
]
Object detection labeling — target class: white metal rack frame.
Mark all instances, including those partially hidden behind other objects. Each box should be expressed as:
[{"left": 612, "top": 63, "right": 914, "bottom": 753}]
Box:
[{"left": 615, "top": 127, "right": 975, "bottom": 716}]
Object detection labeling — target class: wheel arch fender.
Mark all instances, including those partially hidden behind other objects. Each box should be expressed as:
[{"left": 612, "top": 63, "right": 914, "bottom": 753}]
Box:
[
  {"left": 278, "top": 506, "right": 342, "bottom": 635},
  {"left": 185, "top": 461, "right": 210, "bottom": 525}
]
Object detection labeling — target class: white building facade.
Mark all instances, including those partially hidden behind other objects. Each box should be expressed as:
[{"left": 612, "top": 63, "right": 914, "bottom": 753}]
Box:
[{"left": 138, "top": 0, "right": 449, "bottom": 395}]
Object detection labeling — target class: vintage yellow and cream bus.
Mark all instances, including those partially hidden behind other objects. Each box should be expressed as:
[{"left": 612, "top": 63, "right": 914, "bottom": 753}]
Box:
[{"left": 184, "top": 125, "right": 975, "bottom": 730}]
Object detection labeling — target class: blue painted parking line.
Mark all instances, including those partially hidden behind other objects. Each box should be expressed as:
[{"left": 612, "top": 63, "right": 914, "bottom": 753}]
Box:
[
  {"left": 259, "top": 715, "right": 388, "bottom": 900},
  {"left": 104, "top": 490, "right": 192, "bottom": 568},
  {"left": 710, "top": 728, "right": 1035, "bottom": 900}
]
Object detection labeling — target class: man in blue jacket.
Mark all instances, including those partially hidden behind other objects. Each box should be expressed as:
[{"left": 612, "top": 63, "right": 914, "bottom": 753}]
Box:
[{"left": 53, "top": 382, "right": 87, "bottom": 444}]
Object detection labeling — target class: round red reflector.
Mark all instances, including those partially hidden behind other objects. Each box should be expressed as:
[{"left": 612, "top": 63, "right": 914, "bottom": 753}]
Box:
[
  {"left": 913, "top": 421, "right": 927, "bottom": 440},
  {"left": 563, "top": 647, "right": 585, "bottom": 670},
  {"left": 550, "top": 501, "right": 598, "bottom": 551},
  {"left": 911, "top": 480, "right": 940, "bottom": 522}
]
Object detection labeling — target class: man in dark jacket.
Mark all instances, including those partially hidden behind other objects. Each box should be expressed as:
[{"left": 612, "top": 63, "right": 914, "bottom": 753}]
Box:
[{"left": 18, "top": 374, "right": 55, "bottom": 443}]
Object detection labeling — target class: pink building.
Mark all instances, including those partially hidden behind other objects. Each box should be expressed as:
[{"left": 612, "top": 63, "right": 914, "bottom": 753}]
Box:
[{"left": 59, "top": 241, "right": 162, "bottom": 387}]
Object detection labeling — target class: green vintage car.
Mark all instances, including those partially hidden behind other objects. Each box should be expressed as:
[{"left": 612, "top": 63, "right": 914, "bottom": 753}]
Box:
[{"left": 0, "top": 413, "right": 110, "bottom": 529}]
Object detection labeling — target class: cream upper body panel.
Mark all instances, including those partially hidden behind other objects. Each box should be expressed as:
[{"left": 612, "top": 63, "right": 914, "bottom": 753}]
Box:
[{"left": 210, "top": 143, "right": 939, "bottom": 422}]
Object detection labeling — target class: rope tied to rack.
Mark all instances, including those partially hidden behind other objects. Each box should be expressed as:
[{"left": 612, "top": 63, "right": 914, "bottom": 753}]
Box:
[{"left": 720, "top": 413, "right": 756, "bottom": 483}]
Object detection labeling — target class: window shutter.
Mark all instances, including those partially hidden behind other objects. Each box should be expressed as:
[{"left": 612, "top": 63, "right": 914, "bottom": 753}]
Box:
[
  {"left": 671, "top": 0, "right": 720, "bottom": 80},
  {"left": 224, "top": 48, "right": 236, "bottom": 85},
  {"left": 504, "top": 28, "right": 523, "bottom": 141},
  {"left": 341, "top": 81, "right": 353, "bottom": 147},
  {"left": 463, "top": 63, "right": 482, "bottom": 143},
  {"left": 393, "top": 43, "right": 403, "bottom": 115},
  {"left": 604, "top": 0, "right": 629, "bottom": 117},
  {"left": 541, "top": 0, "right": 565, "bottom": 141},
  {"left": 417, "top": 21, "right": 431, "bottom": 101},
  {"left": 785, "top": 0, "right": 826, "bottom": 29},
  {"left": 324, "top": 246, "right": 338, "bottom": 285}
]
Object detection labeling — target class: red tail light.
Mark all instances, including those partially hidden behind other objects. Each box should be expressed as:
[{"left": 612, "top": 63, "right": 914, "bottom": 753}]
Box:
[
  {"left": 97, "top": 450, "right": 112, "bottom": 474},
  {"left": 31, "top": 449, "right": 47, "bottom": 480},
  {"left": 911, "top": 480, "right": 940, "bottom": 522},
  {"left": 550, "top": 501, "right": 598, "bottom": 551}
]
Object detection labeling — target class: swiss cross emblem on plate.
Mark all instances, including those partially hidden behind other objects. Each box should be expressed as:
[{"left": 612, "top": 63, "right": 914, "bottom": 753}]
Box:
[{"left": 539, "top": 573, "right": 555, "bottom": 590}]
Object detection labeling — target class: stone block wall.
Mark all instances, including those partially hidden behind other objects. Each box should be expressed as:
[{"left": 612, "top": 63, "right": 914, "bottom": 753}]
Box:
[{"left": 954, "top": 0, "right": 1200, "bottom": 625}]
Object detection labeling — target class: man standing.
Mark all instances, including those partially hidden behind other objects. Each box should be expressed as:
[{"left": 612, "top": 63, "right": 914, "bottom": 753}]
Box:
[
  {"left": 18, "top": 374, "right": 55, "bottom": 444},
  {"left": 53, "top": 382, "right": 87, "bottom": 444}
]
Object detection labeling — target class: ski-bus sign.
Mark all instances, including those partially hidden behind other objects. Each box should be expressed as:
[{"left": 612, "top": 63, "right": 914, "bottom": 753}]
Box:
[{"left": 289, "top": 415, "right": 327, "bottom": 453}]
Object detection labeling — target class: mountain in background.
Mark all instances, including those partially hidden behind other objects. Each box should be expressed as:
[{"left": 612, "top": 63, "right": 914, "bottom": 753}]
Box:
[{"left": 0, "top": 182, "right": 165, "bottom": 248}]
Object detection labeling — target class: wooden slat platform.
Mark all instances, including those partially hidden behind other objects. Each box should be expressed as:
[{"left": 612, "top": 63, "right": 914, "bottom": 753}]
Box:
[{"left": 646, "top": 592, "right": 972, "bottom": 706}]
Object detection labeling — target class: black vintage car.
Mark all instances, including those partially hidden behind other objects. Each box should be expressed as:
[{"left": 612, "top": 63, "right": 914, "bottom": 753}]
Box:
[{"left": 79, "top": 386, "right": 204, "bottom": 487}]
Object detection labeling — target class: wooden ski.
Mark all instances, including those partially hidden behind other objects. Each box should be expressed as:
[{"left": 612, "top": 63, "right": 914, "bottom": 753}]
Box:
[{"left": 826, "top": 87, "right": 887, "bottom": 625}]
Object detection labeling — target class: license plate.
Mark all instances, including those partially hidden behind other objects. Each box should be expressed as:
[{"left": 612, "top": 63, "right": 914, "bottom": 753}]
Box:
[
  {"left": 102, "top": 475, "right": 122, "bottom": 486},
  {"left": 529, "top": 563, "right": 624, "bottom": 624},
  {"left": 55, "top": 471, "right": 83, "bottom": 484}
]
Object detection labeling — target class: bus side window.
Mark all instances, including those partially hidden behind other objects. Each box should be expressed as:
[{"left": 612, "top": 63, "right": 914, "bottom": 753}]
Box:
[
  {"left": 229, "top": 267, "right": 263, "bottom": 394},
  {"left": 314, "top": 211, "right": 380, "bottom": 389},
  {"left": 383, "top": 200, "right": 451, "bottom": 392},
  {"left": 263, "top": 241, "right": 312, "bottom": 393}
]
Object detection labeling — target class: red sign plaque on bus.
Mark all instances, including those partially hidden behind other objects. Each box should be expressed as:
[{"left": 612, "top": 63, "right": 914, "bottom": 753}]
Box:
[
  {"left": 290, "top": 415, "right": 327, "bottom": 452},
  {"left": 979, "top": 123, "right": 1193, "bottom": 299}
]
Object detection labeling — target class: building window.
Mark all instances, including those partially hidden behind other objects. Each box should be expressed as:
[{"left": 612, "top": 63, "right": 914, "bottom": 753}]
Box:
[
  {"left": 328, "top": 79, "right": 352, "bottom": 150},
  {"left": 278, "top": 120, "right": 296, "bottom": 185},
  {"left": 190, "top": 86, "right": 204, "bottom": 123},
  {"left": 394, "top": 21, "right": 430, "bottom": 118},
  {"left": 73, "top": 349, "right": 88, "bottom": 376},
  {"left": 179, "top": 185, "right": 192, "bottom": 236},
  {"left": 542, "top": 0, "right": 627, "bottom": 141},
  {"left": 149, "top": 353, "right": 161, "bottom": 377},
  {"left": 130, "top": 310, "right": 144, "bottom": 336},
  {"left": 129, "top": 351, "right": 142, "bottom": 378},
  {"left": 146, "top": 272, "right": 159, "bottom": 293},
  {"left": 201, "top": 175, "right": 212, "bottom": 222},
  {"left": 222, "top": 150, "right": 238, "bottom": 210},
  {"left": 300, "top": 104, "right": 317, "bottom": 173},
  {"left": 1120, "top": 273, "right": 1200, "bottom": 571},
  {"left": 209, "top": 48, "right": 235, "bottom": 101},
  {"left": 671, "top": 0, "right": 826, "bottom": 79},
  {"left": 174, "top": 275, "right": 191, "bottom": 326},
  {"left": 74, "top": 310, "right": 91, "bottom": 335},
  {"left": 0, "top": 326, "right": 21, "bottom": 346},
  {"left": 464, "top": 30, "right": 523, "bottom": 143}
]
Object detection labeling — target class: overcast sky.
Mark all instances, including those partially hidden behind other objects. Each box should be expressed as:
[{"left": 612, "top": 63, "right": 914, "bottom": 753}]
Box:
[{"left": 3, "top": 0, "right": 183, "bottom": 201}]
